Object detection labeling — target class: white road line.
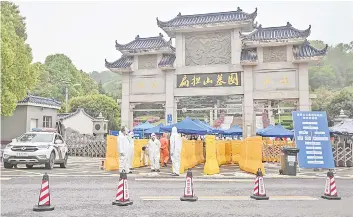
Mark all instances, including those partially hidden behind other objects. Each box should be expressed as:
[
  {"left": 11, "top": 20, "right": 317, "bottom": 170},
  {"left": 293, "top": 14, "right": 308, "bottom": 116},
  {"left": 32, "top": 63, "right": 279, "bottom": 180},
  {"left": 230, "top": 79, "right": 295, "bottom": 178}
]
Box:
[
  {"left": 0, "top": 174, "right": 137, "bottom": 177},
  {"left": 0, "top": 178, "right": 12, "bottom": 181},
  {"left": 140, "top": 196, "right": 318, "bottom": 201},
  {"left": 135, "top": 178, "right": 253, "bottom": 182}
]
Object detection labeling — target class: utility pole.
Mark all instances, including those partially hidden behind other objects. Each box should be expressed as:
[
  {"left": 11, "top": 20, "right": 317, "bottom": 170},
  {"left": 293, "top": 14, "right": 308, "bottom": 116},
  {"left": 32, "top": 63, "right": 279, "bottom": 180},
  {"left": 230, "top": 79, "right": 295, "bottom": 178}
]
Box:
[{"left": 65, "top": 85, "right": 69, "bottom": 113}]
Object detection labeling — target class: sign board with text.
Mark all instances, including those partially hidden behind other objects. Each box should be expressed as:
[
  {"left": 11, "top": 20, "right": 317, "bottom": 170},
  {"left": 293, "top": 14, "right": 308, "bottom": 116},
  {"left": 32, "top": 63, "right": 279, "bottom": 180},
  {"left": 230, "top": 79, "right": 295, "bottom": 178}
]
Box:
[
  {"left": 177, "top": 72, "right": 241, "bottom": 88},
  {"left": 292, "top": 111, "right": 335, "bottom": 169}
]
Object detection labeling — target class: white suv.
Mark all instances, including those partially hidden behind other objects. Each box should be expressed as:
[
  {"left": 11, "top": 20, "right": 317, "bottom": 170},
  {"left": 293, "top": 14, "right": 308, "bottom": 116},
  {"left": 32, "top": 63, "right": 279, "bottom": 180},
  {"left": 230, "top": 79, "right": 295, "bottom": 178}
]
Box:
[{"left": 2, "top": 130, "right": 68, "bottom": 169}]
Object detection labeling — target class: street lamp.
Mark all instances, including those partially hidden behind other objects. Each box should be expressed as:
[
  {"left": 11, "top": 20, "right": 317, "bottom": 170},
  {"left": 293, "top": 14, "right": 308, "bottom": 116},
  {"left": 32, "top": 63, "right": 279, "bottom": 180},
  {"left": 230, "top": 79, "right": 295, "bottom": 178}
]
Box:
[{"left": 65, "top": 83, "right": 81, "bottom": 113}]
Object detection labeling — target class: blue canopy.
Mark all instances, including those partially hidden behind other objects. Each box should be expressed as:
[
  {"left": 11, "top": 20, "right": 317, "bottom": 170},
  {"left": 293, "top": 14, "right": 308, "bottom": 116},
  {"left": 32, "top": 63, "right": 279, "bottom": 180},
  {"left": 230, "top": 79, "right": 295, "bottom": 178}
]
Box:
[
  {"left": 256, "top": 125, "right": 275, "bottom": 134},
  {"left": 258, "top": 124, "right": 294, "bottom": 138},
  {"left": 145, "top": 123, "right": 164, "bottom": 134},
  {"left": 223, "top": 125, "right": 243, "bottom": 135},
  {"left": 133, "top": 121, "right": 154, "bottom": 131},
  {"left": 160, "top": 117, "right": 210, "bottom": 135},
  {"left": 193, "top": 119, "right": 213, "bottom": 130}
]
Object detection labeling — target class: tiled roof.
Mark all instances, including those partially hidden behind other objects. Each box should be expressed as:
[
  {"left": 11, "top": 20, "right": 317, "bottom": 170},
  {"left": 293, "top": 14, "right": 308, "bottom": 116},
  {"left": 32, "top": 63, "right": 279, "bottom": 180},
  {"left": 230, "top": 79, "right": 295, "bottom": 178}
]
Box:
[
  {"left": 105, "top": 56, "right": 133, "bottom": 69},
  {"left": 18, "top": 95, "right": 61, "bottom": 108},
  {"left": 115, "top": 33, "right": 175, "bottom": 53},
  {"left": 293, "top": 40, "right": 328, "bottom": 59},
  {"left": 58, "top": 108, "right": 95, "bottom": 120},
  {"left": 241, "top": 48, "right": 258, "bottom": 62},
  {"left": 157, "top": 7, "right": 257, "bottom": 28},
  {"left": 158, "top": 54, "right": 176, "bottom": 68},
  {"left": 241, "top": 22, "right": 311, "bottom": 41}
]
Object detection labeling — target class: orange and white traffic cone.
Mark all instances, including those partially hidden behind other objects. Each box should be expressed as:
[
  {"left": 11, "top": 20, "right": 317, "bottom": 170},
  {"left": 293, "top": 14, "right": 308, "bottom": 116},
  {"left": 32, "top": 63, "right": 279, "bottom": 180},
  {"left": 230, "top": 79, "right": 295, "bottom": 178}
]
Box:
[
  {"left": 33, "top": 173, "right": 55, "bottom": 211},
  {"left": 180, "top": 169, "right": 198, "bottom": 202},
  {"left": 112, "top": 170, "right": 133, "bottom": 206},
  {"left": 321, "top": 170, "right": 341, "bottom": 200},
  {"left": 250, "top": 168, "right": 269, "bottom": 200}
]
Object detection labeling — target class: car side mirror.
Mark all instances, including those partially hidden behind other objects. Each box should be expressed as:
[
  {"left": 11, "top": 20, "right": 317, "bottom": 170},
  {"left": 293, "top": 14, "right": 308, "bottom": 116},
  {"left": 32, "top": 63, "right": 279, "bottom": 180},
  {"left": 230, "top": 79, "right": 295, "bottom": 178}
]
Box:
[
  {"left": 12, "top": 138, "right": 17, "bottom": 143},
  {"left": 55, "top": 139, "right": 63, "bottom": 144}
]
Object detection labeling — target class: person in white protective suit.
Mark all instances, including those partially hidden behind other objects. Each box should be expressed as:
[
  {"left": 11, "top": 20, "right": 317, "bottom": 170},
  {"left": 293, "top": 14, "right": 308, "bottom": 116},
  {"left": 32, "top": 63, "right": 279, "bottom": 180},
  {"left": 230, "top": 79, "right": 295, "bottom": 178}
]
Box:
[
  {"left": 118, "top": 126, "right": 130, "bottom": 173},
  {"left": 170, "top": 127, "right": 182, "bottom": 176},
  {"left": 148, "top": 133, "right": 161, "bottom": 172},
  {"left": 127, "top": 131, "right": 135, "bottom": 171}
]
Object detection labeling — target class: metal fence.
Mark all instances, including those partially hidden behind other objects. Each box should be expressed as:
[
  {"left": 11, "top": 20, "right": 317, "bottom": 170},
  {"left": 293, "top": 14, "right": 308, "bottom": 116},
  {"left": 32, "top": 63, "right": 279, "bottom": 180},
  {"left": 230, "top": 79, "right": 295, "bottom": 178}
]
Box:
[
  {"left": 64, "top": 128, "right": 106, "bottom": 158},
  {"left": 332, "top": 135, "right": 353, "bottom": 167}
]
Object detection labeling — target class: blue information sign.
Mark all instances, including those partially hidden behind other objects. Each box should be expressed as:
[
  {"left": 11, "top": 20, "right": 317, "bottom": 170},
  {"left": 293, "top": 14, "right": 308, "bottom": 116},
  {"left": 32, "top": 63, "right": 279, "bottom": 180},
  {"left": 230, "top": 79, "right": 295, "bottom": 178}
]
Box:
[
  {"left": 167, "top": 114, "right": 172, "bottom": 124},
  {"left": 292, "top": 111, "right": 334, "bottom": 169}
]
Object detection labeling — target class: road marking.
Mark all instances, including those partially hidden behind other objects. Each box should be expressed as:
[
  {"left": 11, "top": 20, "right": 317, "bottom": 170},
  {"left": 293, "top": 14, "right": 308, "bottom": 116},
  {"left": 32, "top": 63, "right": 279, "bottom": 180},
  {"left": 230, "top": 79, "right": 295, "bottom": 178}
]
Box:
[
  {"left": 135, "top": 178, "right": 253, "bottom": 182},
  {"left": 0, "top": 174, "right": 137, "bottom": 177},
  {"left": 140, "top": 196, "right": 318, "bottom": 201},
  {"left": 0, "top": 178, "right": 12, "bottom": 181}
]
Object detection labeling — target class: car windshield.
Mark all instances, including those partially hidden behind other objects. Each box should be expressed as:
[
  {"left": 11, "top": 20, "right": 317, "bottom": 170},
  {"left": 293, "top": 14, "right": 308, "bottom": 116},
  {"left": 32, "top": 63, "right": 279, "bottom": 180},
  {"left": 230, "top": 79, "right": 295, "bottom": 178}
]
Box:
[{"left": 18, "top": 133, "right": 53, "bottom": 143}]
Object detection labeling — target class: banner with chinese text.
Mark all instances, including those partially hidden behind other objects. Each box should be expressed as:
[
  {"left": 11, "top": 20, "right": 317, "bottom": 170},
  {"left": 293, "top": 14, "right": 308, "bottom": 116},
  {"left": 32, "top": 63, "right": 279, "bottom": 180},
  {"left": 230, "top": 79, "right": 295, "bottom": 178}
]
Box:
[
  {"left": 177, "top": 72, "right": 241, "bottom": 88},
  {"left": 292, "top": 111, "right": 335, "bottom": 169}
]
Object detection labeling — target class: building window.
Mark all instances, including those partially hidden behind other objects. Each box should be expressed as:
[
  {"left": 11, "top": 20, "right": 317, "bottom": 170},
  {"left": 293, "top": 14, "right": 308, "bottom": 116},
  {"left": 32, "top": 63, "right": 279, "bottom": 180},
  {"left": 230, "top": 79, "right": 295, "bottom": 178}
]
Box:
[{"left": 43, "top": 116, "right": 52, "bottom": 128}]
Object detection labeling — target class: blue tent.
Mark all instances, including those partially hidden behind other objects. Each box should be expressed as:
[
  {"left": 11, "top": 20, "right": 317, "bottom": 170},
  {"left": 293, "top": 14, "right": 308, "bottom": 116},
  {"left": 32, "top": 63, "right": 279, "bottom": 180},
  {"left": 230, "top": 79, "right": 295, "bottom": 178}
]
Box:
[
  {"left": 256, "top": 125, "right": 275, "bottom": 134},
  {"left": 145, "top": 123, "right": 164, "bottom": 134},
  {"left": 223, "top": 125, "right": 243, "bottom": 135},
  {"left": 160, "top": 117, "right": 210, "bottom": 135},
  {"left": 258, "top": 124, "right": 294, "bottom": 138},
  {"left": 133, "top": 121, "right": 154, "bottom": 131},
  {"left": 193, "top": 119, "right": 213, "bottom": 130}
]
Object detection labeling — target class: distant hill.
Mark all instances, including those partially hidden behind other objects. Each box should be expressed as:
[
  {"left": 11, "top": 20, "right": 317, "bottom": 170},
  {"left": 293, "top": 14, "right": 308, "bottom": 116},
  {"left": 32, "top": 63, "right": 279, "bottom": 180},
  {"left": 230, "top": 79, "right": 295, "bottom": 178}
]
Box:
[{"left": 89, "top": 70, "right": 122, "bottom": 98}]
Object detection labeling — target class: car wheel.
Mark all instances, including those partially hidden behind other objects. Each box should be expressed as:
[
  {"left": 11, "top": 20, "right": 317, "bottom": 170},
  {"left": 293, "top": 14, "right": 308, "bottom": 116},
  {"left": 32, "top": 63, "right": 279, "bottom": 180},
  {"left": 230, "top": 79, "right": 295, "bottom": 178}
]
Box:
[
  {"left": 45, "top": 152, "right": 55, "bottom": 169},
  {"left": 3, "top": 162, "right": 13, "bottom": 169},
  {"left": 60, "top": 154, "right": 68, "bottom": 168},
  {"left": 26, "top": 164, "right": 34, "bottom": 169}
]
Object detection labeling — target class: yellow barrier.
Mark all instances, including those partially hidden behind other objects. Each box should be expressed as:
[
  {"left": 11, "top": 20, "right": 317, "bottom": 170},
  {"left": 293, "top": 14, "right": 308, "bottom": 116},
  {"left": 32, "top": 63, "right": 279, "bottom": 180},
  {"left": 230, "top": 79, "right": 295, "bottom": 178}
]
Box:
[
  {"left": 179, "top": 139, "right": 187, "bottom": 174},
  {"left": 262, "top": 140, "right": 296, "bottom": 163},
  {"left": 204, "top": 135, "right": 220, "bottom": 175},
  {"left": 195, "top": 140, "right": 204, "bottom": 164},
  {"left": 225, "top": 141, "right": 232, "bottom": 164},
  {"left": 104, "top": 135, "right": 119, "bottom": 171},
  {"left": 231, "top": 140, "right": 242, "bottom": 164},
  {"left": 241, "top": 137, "right": 265, "bottom": 175}
]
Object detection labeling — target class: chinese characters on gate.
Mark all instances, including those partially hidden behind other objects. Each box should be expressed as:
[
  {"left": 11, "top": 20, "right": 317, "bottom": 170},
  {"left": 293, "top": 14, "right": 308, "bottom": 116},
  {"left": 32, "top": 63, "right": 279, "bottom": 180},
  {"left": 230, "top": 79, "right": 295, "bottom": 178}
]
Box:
[
  {"left": 292, "top": 111, "right": 335, "bottom": 169},
  {"left": 177, "top": 72, "right": 241, "bottom": 88}
]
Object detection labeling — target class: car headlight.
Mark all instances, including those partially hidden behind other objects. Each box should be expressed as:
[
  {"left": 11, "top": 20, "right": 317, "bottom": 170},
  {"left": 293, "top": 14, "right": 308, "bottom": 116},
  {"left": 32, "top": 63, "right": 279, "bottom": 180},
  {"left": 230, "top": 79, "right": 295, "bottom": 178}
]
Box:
[{"left": 38, "top": 145, "right": 50, "bottom": 149}]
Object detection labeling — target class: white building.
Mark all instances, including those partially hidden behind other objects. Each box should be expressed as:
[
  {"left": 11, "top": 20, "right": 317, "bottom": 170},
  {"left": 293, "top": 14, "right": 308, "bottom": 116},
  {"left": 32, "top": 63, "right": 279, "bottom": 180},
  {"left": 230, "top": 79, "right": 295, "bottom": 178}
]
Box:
[{"left": 58, "top": 108, "right": 97, "bottom": 135}]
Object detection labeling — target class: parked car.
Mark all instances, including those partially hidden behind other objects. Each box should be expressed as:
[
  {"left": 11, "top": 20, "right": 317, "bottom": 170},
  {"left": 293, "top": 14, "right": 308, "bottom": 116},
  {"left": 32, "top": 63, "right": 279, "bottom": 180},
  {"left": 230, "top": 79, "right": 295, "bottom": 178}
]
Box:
[{"left": 2, "top": 128, "right": 68, "bottom": 169}]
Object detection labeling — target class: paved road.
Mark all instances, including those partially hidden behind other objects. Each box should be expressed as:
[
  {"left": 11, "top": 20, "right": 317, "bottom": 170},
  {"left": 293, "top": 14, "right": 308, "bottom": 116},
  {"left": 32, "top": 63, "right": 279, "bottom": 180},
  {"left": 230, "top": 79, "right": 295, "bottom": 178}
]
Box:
[
  {"left": 1, "top": 157, "right": 352, "bottom": 179},
  {"left": 1, "top": 175, "right": 352, "bottom": 217}
]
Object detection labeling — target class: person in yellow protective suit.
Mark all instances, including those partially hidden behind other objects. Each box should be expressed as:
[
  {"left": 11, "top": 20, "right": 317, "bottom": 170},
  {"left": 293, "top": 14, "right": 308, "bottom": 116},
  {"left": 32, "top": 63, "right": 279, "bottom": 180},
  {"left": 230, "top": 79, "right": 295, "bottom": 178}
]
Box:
[
  {"left": 118, "top": 126, "right": 130, "bottom": 173},
  {"left": 148, "top": 133, "right": 161, "bottom": 172},
  {"left": 160, "top": 133, "right": 169, "bottom": 167},
  {"left": 170, "top": 127, "right": 182, "bottom": 176}
]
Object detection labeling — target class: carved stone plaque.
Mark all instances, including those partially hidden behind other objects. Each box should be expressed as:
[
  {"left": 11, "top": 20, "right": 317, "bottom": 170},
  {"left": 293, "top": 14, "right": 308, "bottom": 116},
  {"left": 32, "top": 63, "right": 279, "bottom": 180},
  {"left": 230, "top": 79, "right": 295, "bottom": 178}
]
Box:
[
  {"left": 263, "top": 46, "right": 287, "bottom": 63},
  {"left": 185, "top": 31, "right": 231, "bottom": 66},
  {"left": 130, "top": 75, "right": 165, "bottom": 94},
  {"left": 138, "top": 55, "right": 157, "bottom": 69},
  {"left": 254, "top": 70, "right": 297, "bottom": 91}
]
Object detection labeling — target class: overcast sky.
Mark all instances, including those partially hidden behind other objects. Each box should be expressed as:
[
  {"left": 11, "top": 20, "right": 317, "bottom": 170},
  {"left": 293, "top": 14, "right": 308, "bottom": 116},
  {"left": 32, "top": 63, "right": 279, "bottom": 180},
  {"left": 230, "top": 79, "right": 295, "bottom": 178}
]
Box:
[{"left": 15, "top": 1, "right": 353, "bottom": 73}]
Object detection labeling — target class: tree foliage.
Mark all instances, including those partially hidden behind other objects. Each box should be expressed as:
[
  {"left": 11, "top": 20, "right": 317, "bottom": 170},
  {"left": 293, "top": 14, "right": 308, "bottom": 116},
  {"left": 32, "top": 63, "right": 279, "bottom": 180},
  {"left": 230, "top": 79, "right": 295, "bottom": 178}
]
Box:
[
  {"left": 31, "top": 54, "right": 99, "bottom": 102},
  {"left": 1, "top": 2, "right": 39, "bottom": 116},
  {"left": 69, "top": 94, "right": 120, "bottom": 130}
]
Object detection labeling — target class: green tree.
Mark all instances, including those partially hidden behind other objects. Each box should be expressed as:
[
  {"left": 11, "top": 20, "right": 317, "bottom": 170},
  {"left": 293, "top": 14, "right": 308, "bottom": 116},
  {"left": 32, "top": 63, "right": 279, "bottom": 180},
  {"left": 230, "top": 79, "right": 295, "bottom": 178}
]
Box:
[
  {"left": 1, "top": 2, "right": 39, "bottom": 116},
  {"left": 326, "top": 87, "right": 353, "bottom": 122},
  {"left": 98, "top": 81, "right": 105, "bottom": 94},
  {"left": 32, "top": 54, "right": 99, "bottom": 101},
  {"left": 69, "top": 94, "right": 120, "bottom": 130}
]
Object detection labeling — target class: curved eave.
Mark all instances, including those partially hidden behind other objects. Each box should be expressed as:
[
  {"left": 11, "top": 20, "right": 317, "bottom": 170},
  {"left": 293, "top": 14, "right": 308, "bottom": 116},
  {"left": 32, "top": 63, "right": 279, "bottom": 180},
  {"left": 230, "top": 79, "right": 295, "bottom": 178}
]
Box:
[
  {"left": 106, "top": 67, "right": 133, "bottom": 73},
  {"left": 293, "top": 56, "right": 325, "bottom": 63},
  {"left": 160, "top": 20, "right": 255, "bottom": 37},
  {"left": 243, "top": 38, "right": 306, "bottom": 47},
  {"left": 158, "top": 65, "right": 175, "bottom": 70},
  {"left": 240, "top": 60, "right": 258, "bottom": 66},
  {"left": 119, "top": 47, "right": 175, "bottom": 55}
]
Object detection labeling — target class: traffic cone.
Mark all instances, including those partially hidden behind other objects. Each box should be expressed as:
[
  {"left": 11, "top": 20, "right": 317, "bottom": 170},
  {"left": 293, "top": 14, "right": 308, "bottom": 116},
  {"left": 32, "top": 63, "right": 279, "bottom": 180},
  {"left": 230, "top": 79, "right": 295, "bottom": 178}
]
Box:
[
  {"left": 180, "top": 169, "right": 198, "bottom": 202},
  {"left": 112, "top": 170, "right": 133, "bottom": 206},
  {"left": 321, "top": 170, "right": 341, "bottom": 200},
  {"left": 33, "top": 173, "right": 55, "bottom": 211},
  {"left": 250, "top": 168, "right": 269, "bottom": 200}
]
